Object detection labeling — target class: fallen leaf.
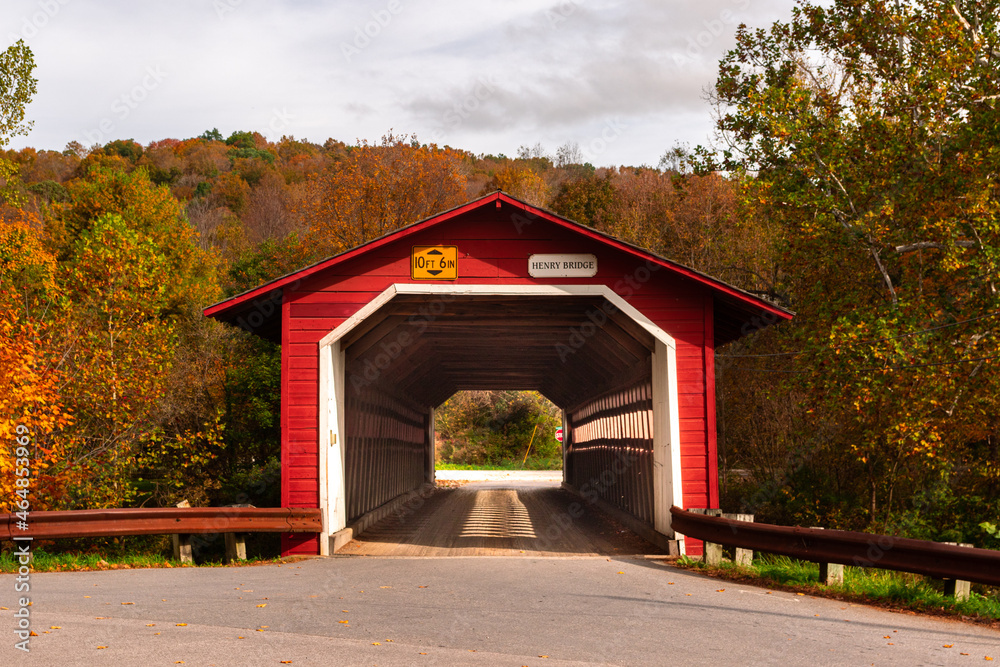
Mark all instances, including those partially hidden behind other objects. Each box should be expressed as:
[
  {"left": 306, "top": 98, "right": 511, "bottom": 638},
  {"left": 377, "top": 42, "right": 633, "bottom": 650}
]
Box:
[
  {"left": 280, "top": 662, "right": 293, "bottom": 664},
  {"left": 667, "top": 582, "right": 674, "bottom": 585},
  {"left": 796, "top": 593, "right": 805, "bottom": 596},
  {"left": 176, "top": 623, "right": 187, "bottom": 627},
  {"left": 97, "top": 646, "right": 107, "bottom": 650},
  {"left": 617, "top": 571, "right": 625, "bottom": 574},
  {"left": 342, "top": 610, "right": 349, "bottom": 613},
  {"left": 256, "top": 629, "right": 265, "bottom": 632},
  {"left": 419, "top": 653, "right": 427, "bottom": 655},
  {"left": 84, "top": 596, "right": 90, "bottom": 599},
  {"left": 539, "top": 655, "right": 549, "bottom": 659},
  {"left": 121, "top": 602, "right": 134, "bottom": 605},
  {"left": 339, "top": 620, "right": 349, "bottom": 624},
  {"left": 716, "top": 589, "right": 725, "bottom": 592},
  {"left": 418, "top": 586, "right": 427, "bottom": 588},
  {"left": 147, "top": 624, "right": 155, "bottom": 627},
  {"left": 380, "top": 586, "right": 391, "bottom": 589},
  {"left": 372, "top": 642, "right": 381, "bottom": 646},
  {"left": 237, "top": 636, "right": 244, "bottom": 639},
  {"left": 29, "top": 631, "right": 37, "bottom": 637},
  {"left": 256, "top": 604, "right": 267, "bottom": 608},
  {"left": 50, "top": 626, "right": 61, "bottom": 629},
  {"left": 944, "top": 645, "right": 953, "bottom": 648}
]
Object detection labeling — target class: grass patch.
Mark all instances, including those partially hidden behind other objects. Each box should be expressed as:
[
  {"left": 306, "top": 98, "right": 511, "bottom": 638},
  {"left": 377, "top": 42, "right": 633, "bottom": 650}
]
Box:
[
  {"left": 0, "top": 547, "right": 286, "bottom": 573},
  {"left": 676, "top": 553, "right": 1000, "bottom": 626},
  {"left": 436, "top": 457, "right": 562, "bottom": 471}
]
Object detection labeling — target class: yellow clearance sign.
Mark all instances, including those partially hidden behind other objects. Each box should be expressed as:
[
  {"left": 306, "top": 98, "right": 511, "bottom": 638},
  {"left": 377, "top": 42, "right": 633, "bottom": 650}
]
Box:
[{"left": 411, "top": 246, "right": 458, "bottom": 280}]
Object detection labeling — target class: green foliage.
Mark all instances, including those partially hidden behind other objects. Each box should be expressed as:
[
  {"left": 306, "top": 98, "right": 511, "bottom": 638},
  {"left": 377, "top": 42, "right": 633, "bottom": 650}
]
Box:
[
  {"left": 435, "top": 391, "right": 562, "bottom": 467},
  {"left": 704, "top": 0, "right": 1000, "bottom": 534},
  {"left": 200, "top": 128, "right": 224, "bottom": 142},
  {"left": 102, "top": 139, "right": 143, "bottom": 162},
  {"left": 0, "top": 40, "right": 37, "bottom": 146},
  {"left": 225, "top": 130, "right": 257, "bottom": 150},
  {"left": 27, "top": 179, "right": 69, "bottom": 202}
]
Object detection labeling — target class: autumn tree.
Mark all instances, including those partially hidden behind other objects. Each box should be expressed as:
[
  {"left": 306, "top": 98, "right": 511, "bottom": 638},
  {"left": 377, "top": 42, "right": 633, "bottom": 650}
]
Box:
[
  {"left": 702, "top": 0, "right": 1000, "bottom": 535},
  {"left": 302, "top": 133, "right": 467, "bottom": 256},
  {"left": 485, "top": 162, "right": 550, "bottom": 206}
]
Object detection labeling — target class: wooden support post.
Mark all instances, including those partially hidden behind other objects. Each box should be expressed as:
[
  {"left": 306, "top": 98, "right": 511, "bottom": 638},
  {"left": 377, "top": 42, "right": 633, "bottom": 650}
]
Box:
[
  {"left": 172, "top": 534, "right": 193, "bottom": 564},
  {"left": 808, "top": 526, "right": 843, "bottom": 584},
  {"left": 819, "top": 562, "right": 844, "bottom": 585},
  {"left": 689, "top": 509, "right": 723, "bottom": 565},
  {"left": 943, "top": 543, "right": 973, "bottom": 601},
  {"left": 225, "top": 533, "right": 247, "bottom": 563},
  {"left": 722, "top": 513, "right": 754, "bottom": 566},
  {"left": 172, "top": 499, "right": 193, "bottom": 564}
]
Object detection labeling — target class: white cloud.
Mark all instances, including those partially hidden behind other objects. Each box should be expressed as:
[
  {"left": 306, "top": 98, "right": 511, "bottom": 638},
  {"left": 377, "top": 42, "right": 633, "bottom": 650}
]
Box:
[{"left": 3, "top": 0, "right": 796, "bottom": 164}]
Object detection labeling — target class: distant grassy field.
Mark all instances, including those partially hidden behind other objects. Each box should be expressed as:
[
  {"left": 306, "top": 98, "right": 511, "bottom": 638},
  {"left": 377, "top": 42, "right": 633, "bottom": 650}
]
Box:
[{"left": 436, "top": 457, "right": 562, "bottom": 471}]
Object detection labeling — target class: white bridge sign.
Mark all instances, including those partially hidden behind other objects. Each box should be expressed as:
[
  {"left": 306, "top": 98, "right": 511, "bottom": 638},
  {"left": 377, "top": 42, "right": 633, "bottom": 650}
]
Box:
[{"left": 528, "top": 254, "right": 598, "bottom": 278}]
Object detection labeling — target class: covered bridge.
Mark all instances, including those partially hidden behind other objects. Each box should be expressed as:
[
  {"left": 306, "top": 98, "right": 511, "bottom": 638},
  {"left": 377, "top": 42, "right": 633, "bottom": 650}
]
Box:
[{"left": 204, "top": 192, "right": 791, "bottom": 556}]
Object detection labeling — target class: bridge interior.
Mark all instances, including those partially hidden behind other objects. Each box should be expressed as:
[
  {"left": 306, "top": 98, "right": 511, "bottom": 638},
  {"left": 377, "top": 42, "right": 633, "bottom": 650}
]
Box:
[
  {"left": 338, "top": 481, "right": 665, "bottom": 557},
  {"left": 322, "top": 289, "right": 677, "bottom": 552}
]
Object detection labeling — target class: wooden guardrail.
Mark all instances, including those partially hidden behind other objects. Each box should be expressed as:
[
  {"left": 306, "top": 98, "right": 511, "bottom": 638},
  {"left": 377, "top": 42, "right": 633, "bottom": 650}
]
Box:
[
  {"left": 670, "top": 506, "right": 1000, "bottom": 588},
  {"left": 1, "top": 507, "right": 322, "bottom": 541}
]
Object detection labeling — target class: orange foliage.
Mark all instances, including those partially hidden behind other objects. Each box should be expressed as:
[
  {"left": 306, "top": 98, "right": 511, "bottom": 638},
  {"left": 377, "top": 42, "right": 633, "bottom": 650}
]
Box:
[
  {"left": 303, "top": 133, "right": 467, "bottom": 255},
  {"left": 0, "top": 214, "right": 71, "bottom": 511},
  {"left": 487, "top": 163, "right": 549, "bottom": 206}
]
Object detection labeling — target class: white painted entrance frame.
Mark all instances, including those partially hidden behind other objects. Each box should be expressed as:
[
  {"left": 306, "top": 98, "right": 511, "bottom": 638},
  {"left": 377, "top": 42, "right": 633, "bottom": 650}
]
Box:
[{"left": 316, "top": 284, "right": 684, "bottom": 555}]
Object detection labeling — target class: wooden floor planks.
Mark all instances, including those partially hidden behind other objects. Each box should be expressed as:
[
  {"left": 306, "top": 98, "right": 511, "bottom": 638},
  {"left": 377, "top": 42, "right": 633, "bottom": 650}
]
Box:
[{"left": 337, "top": 483, "right": 664, "bottom": 557}]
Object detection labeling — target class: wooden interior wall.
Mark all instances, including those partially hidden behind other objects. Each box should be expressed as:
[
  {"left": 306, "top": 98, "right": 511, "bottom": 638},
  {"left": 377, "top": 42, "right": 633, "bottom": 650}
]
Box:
[
  {"left": 566, "top": 373, "right": 655, "bottom": 524},
  {"left": 343, "top": 385, "right": 428, "bottom": 522}
]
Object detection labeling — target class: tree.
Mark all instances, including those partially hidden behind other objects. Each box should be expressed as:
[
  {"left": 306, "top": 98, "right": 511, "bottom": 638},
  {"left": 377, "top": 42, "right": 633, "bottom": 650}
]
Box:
[
  {"left": 0, "top": 40, "right": 36, "bottom": 147},
  {"left": 0, "top": 213, "right": 71, "bottom": 511},
  {"left": 302, "top": 133, "right": 467, "bottom": 255},
  {"left": 702, "top": 0, "right": 1000, "bottom": 534},
  {"left": 486, "top": 163, "right": 550, "bottom": 206},
  {"left": 0, "top": 40, "right": 37, "bottom": 206}
]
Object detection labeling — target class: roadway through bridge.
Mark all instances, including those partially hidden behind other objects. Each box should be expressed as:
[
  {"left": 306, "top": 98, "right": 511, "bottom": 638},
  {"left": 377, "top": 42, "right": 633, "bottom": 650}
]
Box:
[{"left": 337, "top": 477, "right": 665, "bottom": 558}]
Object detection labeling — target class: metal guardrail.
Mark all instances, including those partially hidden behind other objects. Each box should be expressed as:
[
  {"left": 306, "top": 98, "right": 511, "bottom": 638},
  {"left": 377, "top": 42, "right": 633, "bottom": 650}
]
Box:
[
  {"left": 0, "top": 507, "right": 323, "bottom": 541},
  {"left": 670, "top": 506, "right": 1000, "bottom": 587}
]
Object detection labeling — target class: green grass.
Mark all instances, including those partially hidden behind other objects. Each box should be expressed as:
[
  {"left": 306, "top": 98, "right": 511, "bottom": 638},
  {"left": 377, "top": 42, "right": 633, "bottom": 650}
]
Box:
[
  {"left": 676, "top": 553, "right": 1000, "bottom": 623},
  {"left": 0, "top": 548, "right": 285, "bottom": 573},
  {"left": 436, "top": 456, "right": 562, "bottom": 471}
]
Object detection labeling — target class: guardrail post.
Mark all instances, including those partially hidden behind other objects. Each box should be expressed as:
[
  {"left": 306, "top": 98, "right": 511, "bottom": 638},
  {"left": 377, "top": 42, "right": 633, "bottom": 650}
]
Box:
[
  {"left": 225, "top": 533, "right": 247, "bottom": 563},
  {"left": 172, "top": 534, "right": 193, "bottom": 564},
  {"left": 689, "top": 509, "right": 723, "bottom": 565},
  {"left": 722, "top": 513, "right": 754, "bottom": 566},
  {"left": 223, "top": 504, "right": 252, "bottom": 563},
  {"left": 172, "top": 500, "right": 194, "bottom": 564},
  {"left": 942, "top": 543, "right": 973, "bottom": 601},
  {"left": 810, "top": 527, "right": 844, "bottom": 584}
]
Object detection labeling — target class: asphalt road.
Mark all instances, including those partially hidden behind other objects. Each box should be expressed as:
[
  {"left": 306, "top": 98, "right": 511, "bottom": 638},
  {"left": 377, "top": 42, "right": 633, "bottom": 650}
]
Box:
[{"left": 2, "top": 553, "right": 998, "bottom": 666}]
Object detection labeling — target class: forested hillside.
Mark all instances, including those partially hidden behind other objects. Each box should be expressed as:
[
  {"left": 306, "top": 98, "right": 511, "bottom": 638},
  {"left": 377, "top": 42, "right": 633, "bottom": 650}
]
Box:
[{"left": 3, "top": 0, "right": 999, "bottom": 551}]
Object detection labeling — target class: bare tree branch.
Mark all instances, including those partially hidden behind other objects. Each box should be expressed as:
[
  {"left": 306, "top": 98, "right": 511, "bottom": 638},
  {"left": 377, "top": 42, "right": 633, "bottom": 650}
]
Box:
[{"left": 894, "top": 239, "right": 977, "bottom": 253}]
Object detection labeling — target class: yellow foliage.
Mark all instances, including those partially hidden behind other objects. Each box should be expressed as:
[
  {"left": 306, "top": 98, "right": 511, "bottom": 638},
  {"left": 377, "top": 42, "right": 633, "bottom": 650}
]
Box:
[{"left": 303, "top": 133, "right": 467, "bottom": 255}]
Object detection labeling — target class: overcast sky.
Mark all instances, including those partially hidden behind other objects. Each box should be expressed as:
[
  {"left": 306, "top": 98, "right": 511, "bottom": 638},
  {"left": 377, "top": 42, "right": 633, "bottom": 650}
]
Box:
[{"left": 4, "top": 0, "right": 796, "bottom": 167}]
